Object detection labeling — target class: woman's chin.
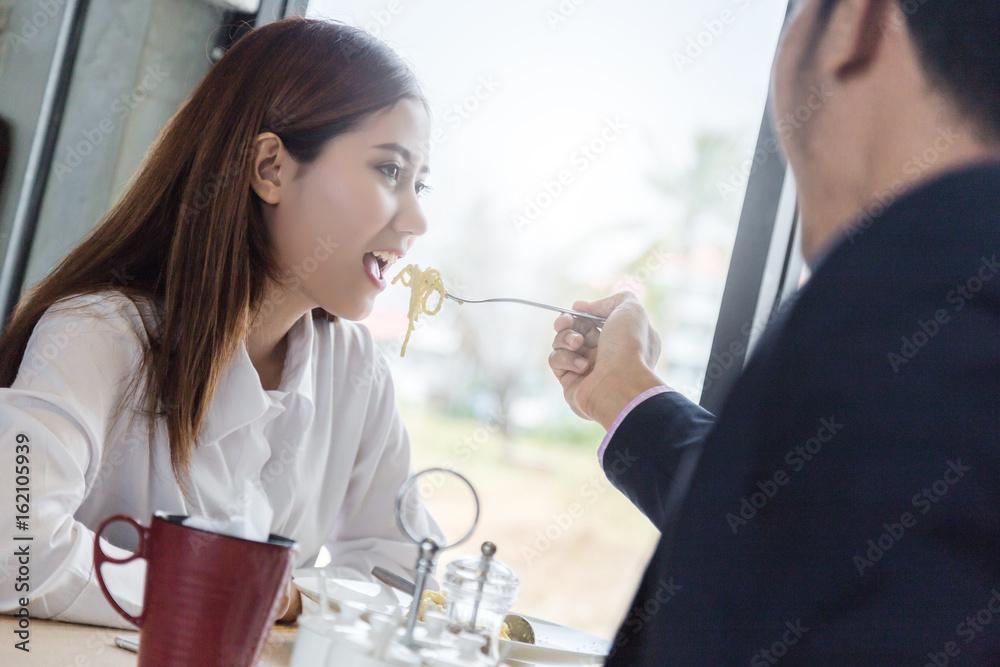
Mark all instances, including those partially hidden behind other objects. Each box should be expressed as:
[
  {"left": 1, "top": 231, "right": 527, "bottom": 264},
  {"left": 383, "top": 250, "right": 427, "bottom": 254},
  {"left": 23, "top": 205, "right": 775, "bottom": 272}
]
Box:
[{"left": 328, "top": 300, "right": 373, "bottom": 322}]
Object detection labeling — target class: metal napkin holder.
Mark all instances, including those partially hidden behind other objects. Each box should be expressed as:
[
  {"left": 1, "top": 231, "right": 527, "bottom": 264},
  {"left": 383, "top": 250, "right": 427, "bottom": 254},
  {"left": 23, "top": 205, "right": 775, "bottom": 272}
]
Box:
[{"left": 394, "top": 468, "right": 480, "bottom": 647}]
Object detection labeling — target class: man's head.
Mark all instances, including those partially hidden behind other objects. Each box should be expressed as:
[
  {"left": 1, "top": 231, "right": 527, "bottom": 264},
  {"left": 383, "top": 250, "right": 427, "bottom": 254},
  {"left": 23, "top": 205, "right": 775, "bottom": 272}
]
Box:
[{"left": 771, "top": 0, "right": 1000, "bottom": 264}]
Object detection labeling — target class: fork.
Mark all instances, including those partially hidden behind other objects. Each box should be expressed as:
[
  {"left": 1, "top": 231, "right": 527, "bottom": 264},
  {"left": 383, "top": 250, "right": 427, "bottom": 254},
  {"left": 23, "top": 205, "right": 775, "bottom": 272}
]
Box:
[{"left": 444, "top": 293, "right": 607, "bottom": 324}]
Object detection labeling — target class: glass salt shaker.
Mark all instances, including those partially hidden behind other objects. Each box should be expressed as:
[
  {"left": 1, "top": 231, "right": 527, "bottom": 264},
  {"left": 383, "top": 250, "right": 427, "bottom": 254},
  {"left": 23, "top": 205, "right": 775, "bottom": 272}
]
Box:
[{"left": 442, "top": 541, "right": 520, "bottom": 661}]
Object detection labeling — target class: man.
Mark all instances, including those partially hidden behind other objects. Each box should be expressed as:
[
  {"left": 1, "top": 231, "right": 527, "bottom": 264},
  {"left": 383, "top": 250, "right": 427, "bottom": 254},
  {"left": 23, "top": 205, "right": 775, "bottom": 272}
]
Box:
[{"left": 549, "top": 0, "right": 1000, "bottom": 663}]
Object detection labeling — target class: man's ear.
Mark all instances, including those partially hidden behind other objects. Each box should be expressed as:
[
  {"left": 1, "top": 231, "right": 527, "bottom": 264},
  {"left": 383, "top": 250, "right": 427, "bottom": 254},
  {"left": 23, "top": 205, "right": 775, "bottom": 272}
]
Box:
[
  {"left": 250, "top": 132, "right": 292, "bottom": 205},
  {"left": 825, "top": 0, "right": 896, "bottom": 79}
]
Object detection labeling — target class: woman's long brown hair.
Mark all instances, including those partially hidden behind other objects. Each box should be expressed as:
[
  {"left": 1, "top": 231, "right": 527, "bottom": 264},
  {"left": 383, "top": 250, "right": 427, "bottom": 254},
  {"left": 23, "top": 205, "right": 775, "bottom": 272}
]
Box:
[{"left": 0, "top": 17, "right": 425, "bottom": 487}]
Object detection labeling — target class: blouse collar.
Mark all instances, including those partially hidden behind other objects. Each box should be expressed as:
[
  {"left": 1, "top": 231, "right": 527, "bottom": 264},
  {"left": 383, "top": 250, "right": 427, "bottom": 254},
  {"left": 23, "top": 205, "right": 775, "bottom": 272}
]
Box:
[{"left": 198, "top": 311, "right": 317, "bottom": 444}]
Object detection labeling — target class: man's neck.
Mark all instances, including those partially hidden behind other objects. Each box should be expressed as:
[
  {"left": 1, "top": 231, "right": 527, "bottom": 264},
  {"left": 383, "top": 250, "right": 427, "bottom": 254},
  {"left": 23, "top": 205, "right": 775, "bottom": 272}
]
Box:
[{"left": 804, "top": 116, "right": 1000, "bottom": 264}]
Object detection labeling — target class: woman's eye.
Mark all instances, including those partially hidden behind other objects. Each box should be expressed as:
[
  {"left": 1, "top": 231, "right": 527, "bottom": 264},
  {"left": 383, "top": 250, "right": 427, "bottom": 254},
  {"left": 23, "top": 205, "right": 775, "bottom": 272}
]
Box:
[
  {"left": 415, "top": 182, "right": 432, "bottom": 197},
  {"left": 378, "top": 163, "right": 401, "bottom": 181}
]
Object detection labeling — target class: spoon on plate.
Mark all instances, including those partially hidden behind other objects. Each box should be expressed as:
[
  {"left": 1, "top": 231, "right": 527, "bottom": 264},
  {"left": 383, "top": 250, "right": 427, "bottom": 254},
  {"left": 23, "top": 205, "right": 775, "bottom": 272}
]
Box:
[{"left": 371, "top": 566, "right": 536, "bottom": 645}]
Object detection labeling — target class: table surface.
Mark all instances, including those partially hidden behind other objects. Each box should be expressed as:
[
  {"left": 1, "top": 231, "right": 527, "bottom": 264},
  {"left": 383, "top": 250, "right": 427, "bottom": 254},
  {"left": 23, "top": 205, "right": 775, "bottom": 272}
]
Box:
[{"left": 0, "top": 614, "right": 298, "bottom": 665}]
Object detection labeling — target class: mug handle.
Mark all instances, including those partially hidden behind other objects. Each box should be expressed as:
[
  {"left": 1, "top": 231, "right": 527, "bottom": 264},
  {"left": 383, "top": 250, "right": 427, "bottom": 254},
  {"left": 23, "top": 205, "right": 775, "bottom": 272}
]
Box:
[{"left": 93, "top": 514, "right": 148, "bottom": 627}]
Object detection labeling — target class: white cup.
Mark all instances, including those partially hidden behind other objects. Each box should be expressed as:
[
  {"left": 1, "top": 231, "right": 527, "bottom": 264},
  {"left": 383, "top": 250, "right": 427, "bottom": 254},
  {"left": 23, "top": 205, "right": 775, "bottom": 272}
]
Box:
[{"left": 288, "top": 615, "right": 332, "bottom": 667}]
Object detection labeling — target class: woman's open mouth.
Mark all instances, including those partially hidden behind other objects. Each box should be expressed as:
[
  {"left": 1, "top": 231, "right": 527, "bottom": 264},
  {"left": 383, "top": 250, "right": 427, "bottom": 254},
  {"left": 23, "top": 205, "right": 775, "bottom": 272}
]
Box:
[{"left": 363, "top": 250, "right": 399, "bottom": 289}]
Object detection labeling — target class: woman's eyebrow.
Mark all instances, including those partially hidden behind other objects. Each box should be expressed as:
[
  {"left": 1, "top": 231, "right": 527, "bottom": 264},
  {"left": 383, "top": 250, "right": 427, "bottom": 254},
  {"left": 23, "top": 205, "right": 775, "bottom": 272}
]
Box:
[{"left": 374, "top": 142, "right": 430, "bottom": 174}]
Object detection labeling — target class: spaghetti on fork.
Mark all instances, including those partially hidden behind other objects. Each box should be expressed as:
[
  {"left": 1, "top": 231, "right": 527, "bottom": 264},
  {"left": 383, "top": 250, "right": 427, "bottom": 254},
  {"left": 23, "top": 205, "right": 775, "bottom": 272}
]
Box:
[{"left": 391, "top": 264, "right": 447, "bottom": 357}]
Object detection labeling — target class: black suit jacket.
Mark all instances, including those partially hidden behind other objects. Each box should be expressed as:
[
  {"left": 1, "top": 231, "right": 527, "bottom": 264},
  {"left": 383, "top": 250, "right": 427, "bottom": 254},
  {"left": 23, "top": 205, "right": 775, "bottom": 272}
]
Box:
[{"left": 602, "top": 162, "right": 1000, "bottom": 665}]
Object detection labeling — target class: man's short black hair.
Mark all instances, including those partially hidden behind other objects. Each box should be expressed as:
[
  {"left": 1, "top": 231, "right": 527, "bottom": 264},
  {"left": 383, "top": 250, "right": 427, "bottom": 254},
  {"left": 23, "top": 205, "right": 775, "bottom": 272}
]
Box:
[{"left": 816, "top": 0, "right": 1000, "bottom": 143}]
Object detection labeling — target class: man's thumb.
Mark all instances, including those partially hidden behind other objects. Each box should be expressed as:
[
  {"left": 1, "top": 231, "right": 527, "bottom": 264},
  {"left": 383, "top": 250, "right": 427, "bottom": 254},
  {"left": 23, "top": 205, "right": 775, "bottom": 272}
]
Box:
[{"left": 575, "top": 291, "right": 636, "bottom": 318}]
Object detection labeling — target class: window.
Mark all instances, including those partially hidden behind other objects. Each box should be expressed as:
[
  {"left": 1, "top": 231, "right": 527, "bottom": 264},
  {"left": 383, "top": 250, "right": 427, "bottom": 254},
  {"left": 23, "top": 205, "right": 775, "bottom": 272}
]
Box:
[{"left": 308, "top": 0, "right": 791, "bottom": 638}]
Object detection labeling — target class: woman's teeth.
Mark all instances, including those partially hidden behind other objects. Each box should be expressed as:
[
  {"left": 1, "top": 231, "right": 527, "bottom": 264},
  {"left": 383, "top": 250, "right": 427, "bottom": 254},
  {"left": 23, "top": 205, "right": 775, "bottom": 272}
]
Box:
[
  {"left": 371, "top": 250, "right": 398, "bottom": 271},
  {"left": 364, "top": 250, "right": 399, "bottom": 284}
]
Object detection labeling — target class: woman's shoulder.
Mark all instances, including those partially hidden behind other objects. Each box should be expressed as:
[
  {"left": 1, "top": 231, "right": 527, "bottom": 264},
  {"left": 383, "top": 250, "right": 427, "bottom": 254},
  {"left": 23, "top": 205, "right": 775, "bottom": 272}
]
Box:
[
  {"left": 16, "top": 290, "right": 156, "bottom": 389},
  {"left": 37, "top": 289, "right": 159, "bottom": 342}
]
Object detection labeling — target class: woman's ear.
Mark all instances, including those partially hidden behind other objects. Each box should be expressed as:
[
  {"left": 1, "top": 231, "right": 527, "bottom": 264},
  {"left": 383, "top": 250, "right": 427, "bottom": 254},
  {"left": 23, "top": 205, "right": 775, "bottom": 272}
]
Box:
[{"left": 250, "top": 132, "right": 292, "bottom": 205}]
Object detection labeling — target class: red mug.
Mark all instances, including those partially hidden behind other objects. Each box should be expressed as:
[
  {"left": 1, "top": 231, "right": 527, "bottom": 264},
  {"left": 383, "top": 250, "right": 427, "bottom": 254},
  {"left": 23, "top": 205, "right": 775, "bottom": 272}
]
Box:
[{"left": 94, "top": 512, "right": 298, "bottom": 666}]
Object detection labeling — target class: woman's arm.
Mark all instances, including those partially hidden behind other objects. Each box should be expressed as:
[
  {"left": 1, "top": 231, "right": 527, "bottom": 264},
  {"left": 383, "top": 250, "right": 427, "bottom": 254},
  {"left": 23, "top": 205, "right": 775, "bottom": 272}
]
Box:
[{"left": 0, "top": 302, "right": 145, "bottom": 629}]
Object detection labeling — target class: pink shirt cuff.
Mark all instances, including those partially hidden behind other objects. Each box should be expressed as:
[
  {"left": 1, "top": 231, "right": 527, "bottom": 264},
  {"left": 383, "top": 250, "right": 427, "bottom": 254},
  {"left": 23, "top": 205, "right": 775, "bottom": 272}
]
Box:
[{"left": 597, "top": 385, "right": 673, "bottom": 466}]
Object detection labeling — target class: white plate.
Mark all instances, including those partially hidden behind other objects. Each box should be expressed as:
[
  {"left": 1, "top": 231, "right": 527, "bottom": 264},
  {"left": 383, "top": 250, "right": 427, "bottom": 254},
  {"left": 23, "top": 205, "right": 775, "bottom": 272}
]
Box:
[
  {"left": 292, "top": 575, "right": 610, "bottom": 666},
  {"left": 292, "top": 575, "right": 409, "bottom": 614},
  {"left": 503, "top": 614, "right": 609, "bottom": 665}
]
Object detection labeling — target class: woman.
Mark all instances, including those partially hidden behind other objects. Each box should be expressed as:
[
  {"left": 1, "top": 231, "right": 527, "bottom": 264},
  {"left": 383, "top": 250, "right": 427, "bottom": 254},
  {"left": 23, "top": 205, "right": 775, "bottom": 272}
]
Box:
[{"left": 0, "top": 17, "right": 440, "bottom": 628}]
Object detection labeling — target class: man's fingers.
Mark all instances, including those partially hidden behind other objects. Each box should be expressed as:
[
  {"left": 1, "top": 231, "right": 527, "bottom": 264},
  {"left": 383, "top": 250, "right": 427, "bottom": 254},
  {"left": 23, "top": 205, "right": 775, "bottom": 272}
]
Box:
[
  {"left": 579, "top": 324, "right": 600, "bottom": 348},
  {"left": 571, "top": 315, "right": 601, "bottom": 338},
  {"left": 553, "top": 328, "right": 589, "bottom": 351},
  {"left": 549, "top": 348, "right": 591, "bottom": 375},
  {"left": 555, "top": 310, "right": 600, "bottom": 334},
  {"left": 573, "top": 292, "right": 635, "bottom": 319},
  {"left": 567, "top": 330, "right": 584, "bottom": 350},
  {"left": 553, "top": 313, "right": 575, "bottom": 332},
  {"left": 560, "top": 291, "right": 638, "bottom": 332}
]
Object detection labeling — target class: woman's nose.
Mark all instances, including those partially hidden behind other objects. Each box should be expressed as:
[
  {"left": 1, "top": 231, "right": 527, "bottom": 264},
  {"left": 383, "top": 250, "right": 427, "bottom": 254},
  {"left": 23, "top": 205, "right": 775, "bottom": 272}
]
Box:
[{"left": 395, "top": 197, "right": 429, "bottom": 237}]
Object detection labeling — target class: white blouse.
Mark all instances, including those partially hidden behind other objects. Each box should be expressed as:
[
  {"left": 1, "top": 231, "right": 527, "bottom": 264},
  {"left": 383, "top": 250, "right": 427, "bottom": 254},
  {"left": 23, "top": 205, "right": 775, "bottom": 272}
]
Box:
[{"left": 0, "top": 290, "right": 440, "bottom": 629}]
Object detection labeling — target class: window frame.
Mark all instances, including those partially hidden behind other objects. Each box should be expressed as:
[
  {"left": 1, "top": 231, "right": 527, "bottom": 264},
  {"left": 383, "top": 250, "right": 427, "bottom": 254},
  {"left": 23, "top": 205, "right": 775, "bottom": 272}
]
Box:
[{"left": 699, "top": 103, "right": 800, "bottom": 414}]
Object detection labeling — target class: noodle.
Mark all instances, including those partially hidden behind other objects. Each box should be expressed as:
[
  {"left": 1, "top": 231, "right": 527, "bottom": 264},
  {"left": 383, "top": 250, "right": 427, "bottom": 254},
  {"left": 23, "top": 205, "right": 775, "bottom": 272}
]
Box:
[
  {"left": 403, "top": 589, "right": 447, "bottom": 620},
  {"left": 391, "top": 264, "right": 447, "bottom": 357}
]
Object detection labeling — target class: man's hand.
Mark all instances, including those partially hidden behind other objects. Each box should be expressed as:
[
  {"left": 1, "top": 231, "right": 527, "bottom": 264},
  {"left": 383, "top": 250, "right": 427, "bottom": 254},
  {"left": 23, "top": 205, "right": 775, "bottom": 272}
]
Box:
[
  {"left": 275, "top": 576, "right": 301, "bottom": 624},
  {"left": 548, "top": 291, "right": 667, "bottom": 429}
]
